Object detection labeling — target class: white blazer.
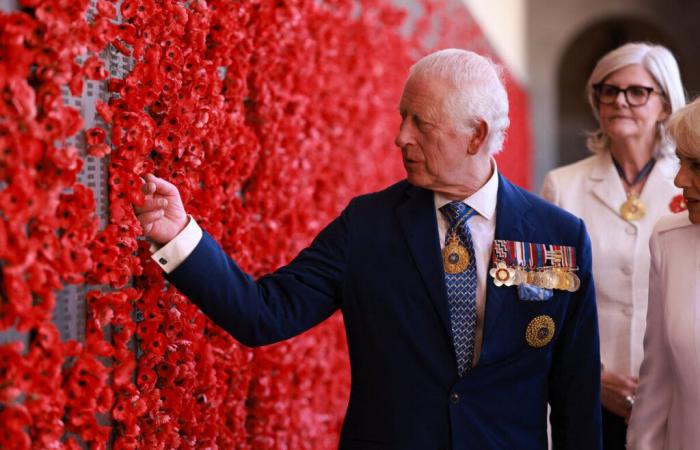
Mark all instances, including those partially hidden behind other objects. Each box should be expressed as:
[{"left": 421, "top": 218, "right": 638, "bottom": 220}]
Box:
[
  {"left": 627, "top": 212, "right": 700, "bottom": 450},
  {"left": 541, "top": 152, "right": 680, "bottom": 376}
]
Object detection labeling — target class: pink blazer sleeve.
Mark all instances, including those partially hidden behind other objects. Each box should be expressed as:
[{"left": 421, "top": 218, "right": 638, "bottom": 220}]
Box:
[{"left": 626, "top": 231, "right": 673, "bottom": 449}]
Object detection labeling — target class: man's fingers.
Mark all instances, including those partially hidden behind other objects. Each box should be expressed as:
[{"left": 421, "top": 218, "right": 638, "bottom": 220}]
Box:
[
  {"left": 142, "top": 222, "right": 153, "bottom": 235},
  {"left": 141, "top": 174, "right": 156, "bottom": 195},
  {"left": 137, "top": 209, "right": 165, "bottom": 226},
  {"left": 146, "top": 173, "right": 179, "bottom": 197},
  {"left": 141, "top": 196, "right": 168, "bottom": 211},
  {"left": 141, "top": 181, "right": 156, "bottom": 195},
  {"left": 134, "top": 196, "right": 167, "bottom": 215}
]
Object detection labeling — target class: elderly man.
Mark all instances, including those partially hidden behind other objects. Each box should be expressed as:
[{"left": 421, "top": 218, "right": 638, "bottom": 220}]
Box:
[{"left": 135, "top": 49, "right": 602, "bottom": 449}]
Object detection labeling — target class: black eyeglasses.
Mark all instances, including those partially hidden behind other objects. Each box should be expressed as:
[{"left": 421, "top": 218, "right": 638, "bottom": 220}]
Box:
[{"left": 593, "top": 83, "right": 664, "bottom": 107}]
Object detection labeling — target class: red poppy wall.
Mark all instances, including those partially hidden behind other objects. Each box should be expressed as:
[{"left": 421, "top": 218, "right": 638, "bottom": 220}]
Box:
[{"left": 0, "top": 0, "right": 531, "bottom": 448}]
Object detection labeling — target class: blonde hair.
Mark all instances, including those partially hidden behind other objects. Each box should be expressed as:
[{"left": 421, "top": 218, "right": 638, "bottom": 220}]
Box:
[
  {"left": 585, "top": 42, "right": 686, "bottom": 155},
  {"left": 667, "top": 96, "right": 700, "bottom": 159}
]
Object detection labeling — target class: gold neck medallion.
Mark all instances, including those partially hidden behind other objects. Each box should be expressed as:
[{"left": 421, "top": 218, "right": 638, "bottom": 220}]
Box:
[
  {"left": 620, "top": 192, "right": 646, "bottom": 221},
  {"left": 443, "top": 233, "right": 470, "bottom": 274}
]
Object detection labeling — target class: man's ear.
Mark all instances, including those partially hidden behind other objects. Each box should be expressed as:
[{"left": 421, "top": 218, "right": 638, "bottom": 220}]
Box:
[{"left": 467, "top": 120, "right": 489, "bottom": 155}]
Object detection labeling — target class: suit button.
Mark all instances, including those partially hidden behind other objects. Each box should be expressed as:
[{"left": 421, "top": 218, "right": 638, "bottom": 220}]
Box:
[
  {"left": 450, "top": 392, "right": 459, "bottom": 404},
  {"left": 626, "top": 225, "right": 637, "bottom": 235},
  {"left": 622, "top": 267, "right": 633, "bottom": 275}
]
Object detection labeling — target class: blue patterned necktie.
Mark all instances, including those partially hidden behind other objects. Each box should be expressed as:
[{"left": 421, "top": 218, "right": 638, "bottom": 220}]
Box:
[{"left": 439, "top": 201, "right": 478, "bottom": 376}]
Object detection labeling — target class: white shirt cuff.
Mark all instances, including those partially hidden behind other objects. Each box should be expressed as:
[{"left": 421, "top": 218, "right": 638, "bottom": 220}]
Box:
[{"left": 150, "top": 215, "right": 203, "bottom": 274}]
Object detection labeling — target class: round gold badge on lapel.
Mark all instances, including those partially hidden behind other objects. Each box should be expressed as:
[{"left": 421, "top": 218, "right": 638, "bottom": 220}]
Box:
[{"left": 526, "top": 315, "right": 555, "bottom": 348}]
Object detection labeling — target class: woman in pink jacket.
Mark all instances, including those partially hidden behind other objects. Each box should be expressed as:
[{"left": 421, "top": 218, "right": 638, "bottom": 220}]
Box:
[{"left": 627, "top": 96, "right": 700, "bottom": 449}]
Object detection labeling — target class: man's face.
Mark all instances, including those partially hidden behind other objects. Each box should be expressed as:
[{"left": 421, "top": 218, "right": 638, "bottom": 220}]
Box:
[
  {"left": 675, "top": 149, "right": 700, "bottom": 224},
  {"left": 395, "top": 75, "right": 473, "bottom": 193}
]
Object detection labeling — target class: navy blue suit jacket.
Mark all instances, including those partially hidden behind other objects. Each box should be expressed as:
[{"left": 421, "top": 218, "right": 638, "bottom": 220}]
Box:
[{"left": 167, "top": 174, "right": 602, "bottom": 450}]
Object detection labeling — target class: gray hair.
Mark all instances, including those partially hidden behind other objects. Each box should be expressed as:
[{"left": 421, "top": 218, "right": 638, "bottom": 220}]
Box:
[
  {"left": 667, "top": 96, "right": 700, "bottom": 160},
  {"left": 585, "top": 42, "right": 686, "bottom": 155},
  {"left": 409, "top": 49, "right": 510, "bottom": 155}
]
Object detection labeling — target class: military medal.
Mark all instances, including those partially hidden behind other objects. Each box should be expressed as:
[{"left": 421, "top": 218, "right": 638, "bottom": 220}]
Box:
[
  {"left": 489, "top": 240, "right": 581, "bottom": 293},
  {"left": 443, "top": 233, "right": 470, "bottom": 274},
  {"left": 620, "top": 193, "right": 646, "bottom": 221},
  {"left": 525, "top": 315, "right": 555, "bottom": 348},
  {"left": 513, "top": 267, "right": 527, "bottom": 285},
  {"left": 554, "top": 269, "right": 572, "bottom": 291},
  {"left": 612, "top": 156, "right": 655, "bottom": 222},
  {"left": 489, "top": 261, "right": 515, "bottom": 286},
  {"left": 541, "top": 270, "right": 558, "bottom": 289},
  {"left": 566, "top": 272, "right": 581, "bottom": 292}
]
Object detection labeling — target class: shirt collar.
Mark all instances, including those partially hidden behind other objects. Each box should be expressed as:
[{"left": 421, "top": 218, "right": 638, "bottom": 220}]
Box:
[{"left": 434, "top": 158, "right": 499, "bottom": 221}]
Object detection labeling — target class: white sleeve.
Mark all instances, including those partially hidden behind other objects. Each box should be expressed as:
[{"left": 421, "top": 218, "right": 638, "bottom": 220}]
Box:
[
  {"left": 150, "top": 216, "right": 203, "bottom": 273},
  {"left": 626, "top": 231, "right": 672, "bottom": 449}
]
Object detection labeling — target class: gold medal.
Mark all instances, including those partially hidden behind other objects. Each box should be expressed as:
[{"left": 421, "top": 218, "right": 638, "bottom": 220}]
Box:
[
  {"left": 620, "top": 193, "right": 646, "bottom": 221},
  {"left": 526, "top": 270, "right": 539, "bottom": 286},
  {"left": 566, "top": 272, "right": 581, "bottom": 292},
  {"left": 526, "top": 315, "right": 555, "bottom": 348},
  {"left": 513, "top": 267, "right": 527, "bottom": 286},
  {"left": 443, "top": 234, "right": 470, "bottom": 274},
  {"left": 553, "top": 269, "right": 571, "bottom": 291},
  {"left": 541, "top": 270, "right": 558, "bottom": 289}
]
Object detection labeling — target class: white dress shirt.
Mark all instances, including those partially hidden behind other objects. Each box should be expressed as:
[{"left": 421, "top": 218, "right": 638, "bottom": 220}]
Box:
[{"left": 151, "top": 215, "right": 202, "bottom": 274}]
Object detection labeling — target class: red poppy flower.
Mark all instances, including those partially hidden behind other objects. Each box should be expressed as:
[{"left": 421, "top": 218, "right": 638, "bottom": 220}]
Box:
[
  {"left": 82, "top": 55, "right": 109, "bottom": 80},
  {"left": 113, "top": 359, "right": 136, "bottom": 388},
  {"left": 669, "top": 194, "right": 687, "bottom": 213},
  {"left": 4, "top": 78, "right": 37, "bottom": 120},
  {"left": 0, "top": 405, "right": 32, "bottom": 449},
  {"left": 96, "top": 0, "right": 117, "bottom": 20},
  {"left": 136, "top": 368, "right": 157, "bottom": 390},
  {"left": 95, "top": 100, "right": 114, "bottom": 124},
  {"left": 85, "top": 127, "right": 107, "bottom": 145}
]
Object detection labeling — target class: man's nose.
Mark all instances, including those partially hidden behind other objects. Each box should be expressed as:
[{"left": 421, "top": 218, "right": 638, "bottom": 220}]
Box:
[{"left": 395, "top": 120, "right": 410, "bottom": 148}]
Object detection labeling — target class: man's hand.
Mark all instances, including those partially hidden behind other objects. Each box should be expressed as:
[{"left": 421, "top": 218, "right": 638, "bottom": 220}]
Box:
[
  {"left": 601, "top": 369, "right": 638, "bottom": 422},
  {"left": 134, "top": 174, "right": 188, "bottom": 244}
]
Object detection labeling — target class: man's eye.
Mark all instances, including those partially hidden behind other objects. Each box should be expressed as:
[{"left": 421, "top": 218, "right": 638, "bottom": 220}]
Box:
[{"left": 415, "top": 116, "right": 431, "bottom": 130}]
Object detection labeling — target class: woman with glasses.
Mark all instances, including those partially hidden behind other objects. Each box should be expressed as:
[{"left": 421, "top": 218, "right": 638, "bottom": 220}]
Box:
[{"left": 541, "top": 42, "right": 686, "bottom": 450}]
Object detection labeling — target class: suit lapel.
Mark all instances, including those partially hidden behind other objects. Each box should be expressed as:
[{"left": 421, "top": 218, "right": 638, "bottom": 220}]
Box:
[
  {"left": 396, "top": 185, "right": 452, "bottom": 337},
  {"left": 639, "top": 154, "right": 679, "bottom": 210},
  {"left": 480, "top": 175, "right": 534, "bottom": 361},
  {"left": 590, "top": 152, "right": 627, "bottom": 218}
]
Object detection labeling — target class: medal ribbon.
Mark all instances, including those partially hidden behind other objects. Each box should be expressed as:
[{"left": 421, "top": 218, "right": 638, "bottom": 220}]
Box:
[
  {"left": 491, "top": 240, "right": 579, "bottom": 271},
  {"left": 612, "top": 156, "right": 656, "bottom": 191}
]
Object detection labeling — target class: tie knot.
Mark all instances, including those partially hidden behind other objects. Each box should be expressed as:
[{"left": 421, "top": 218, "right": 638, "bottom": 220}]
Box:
[{"left": 439, "top": 201, "right": 475, "bottom": 228}]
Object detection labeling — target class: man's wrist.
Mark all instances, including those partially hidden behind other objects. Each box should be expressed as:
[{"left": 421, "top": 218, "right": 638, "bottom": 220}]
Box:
[{"left": 150, "top": 216, "right": 202, "bottom": 273}]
